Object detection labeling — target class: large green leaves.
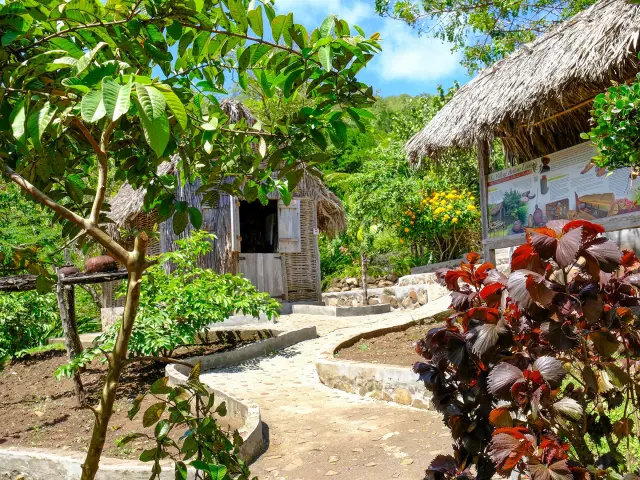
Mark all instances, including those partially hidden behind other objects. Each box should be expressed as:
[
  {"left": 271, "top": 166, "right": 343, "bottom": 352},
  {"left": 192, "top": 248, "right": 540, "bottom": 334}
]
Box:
[
  {"left": 27, "top": 102, "right": 57, "bottom": 151},
  {"left": 81, "top": 90, "right": 106, "bottom": 123},
  {"left": 9, "top": 99, "right": 27, "bottom": 144},
  {"left": 102, "top": 78, "right": 132, "bottom": 121},
  {"left": 135, "top": 82, "right": 169, "bottom": 157}
]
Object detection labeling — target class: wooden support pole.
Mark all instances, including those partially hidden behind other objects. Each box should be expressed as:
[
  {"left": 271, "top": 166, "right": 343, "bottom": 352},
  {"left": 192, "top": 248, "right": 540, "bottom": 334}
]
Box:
[
  {"left": 56, "top": 268, "right": 85, "bottom": 406},
  {"left": 477, "top": 139, "right": 496, "bottom": 265}
]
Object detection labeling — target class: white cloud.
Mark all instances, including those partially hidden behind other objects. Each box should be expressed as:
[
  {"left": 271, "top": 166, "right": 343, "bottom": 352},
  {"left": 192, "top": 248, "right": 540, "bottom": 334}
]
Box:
[
  {"left": 271, "top": 0, "right": 463, "bottom": 85},
  {"left": 274, "top": 0, "right": 371, "bottom": 28},
  {"left": 374, "top": 19, "right": 462, "bottom": 82}
]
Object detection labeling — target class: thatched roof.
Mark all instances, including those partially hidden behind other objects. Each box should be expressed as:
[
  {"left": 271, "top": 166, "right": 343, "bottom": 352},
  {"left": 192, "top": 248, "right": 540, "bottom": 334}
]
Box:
[
  {"left": 108, "top": 162, "right": 346, "bottom": 236},
  {"left": 107, "top": 98, "right": 346, "bottom": 237},
  {"left": 405, "top": 0, "right": 640, "bottom": 164}
]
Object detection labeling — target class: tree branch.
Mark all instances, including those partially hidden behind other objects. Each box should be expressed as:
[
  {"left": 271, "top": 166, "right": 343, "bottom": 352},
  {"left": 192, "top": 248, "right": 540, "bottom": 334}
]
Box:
[{"left": 1, "top": 161, "right": 130, "bottom": 266}]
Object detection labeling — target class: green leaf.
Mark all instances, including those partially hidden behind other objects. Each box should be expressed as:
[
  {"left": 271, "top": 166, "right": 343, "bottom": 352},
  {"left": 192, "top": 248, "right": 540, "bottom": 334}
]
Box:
[
  {"left": 139, "top": 448, "right": 157, "bottom": 462},
  {"left": 215, "top": 401, "right": 227, "bottom": 416},
  {"left": 228, "top": 0, "right": 248, "bottom": 32},
  {"left": 35, "top": 274, "right": 53, "bottom": 294},
  {"left": 201, "top": 117, "right": 219, "bottom": 130},
  {"left": 27, "top": 102, "right": 56, "bottom": 151},
  {"left": 116, "top": 433, "right": 146, "bottom": 446},
  {"left": 319, "top": 15, "right": 335, "bottom": 38},
  {"left": 188, "top": 207, "right": 203, "bottom": 229},
  {"left": 271, "top": 15, "right": 286, "bottom": 42},
  {"left": 65, "top": 173, "right": 86, "bottom": 203},
  {"left": 150, "top": 377, "right": 172, "bottom": 395},
  {"left": 175, "top": 462, "right": 188, "bottom": 480},
  {"left": 173, "top": 210, "right": 188, "bottom": 235},
  {"left": 282, "top": 13, "right": 294, "bottom": 47},
  {"left": 247, "top": 5, "right": 263, "bottom": 37},
  {"left": 155, "top": 85, "right": 188, "bottom": 130},
  {"left": 135, "top": 83, "right": 169, "bottom": 156},
  {"left": 81, "top": 90, "right": 106, "bottom": 123},
  {"left": 142, "top": 402, "right": 166, "bottom": 427},
  {"left": 102, "top": 77, "right": 132, "bottom": 121},
  {"left": 76, "top": 41, "right": 107, "bottom": 75},
  {"left": 318, "top": 45, "right": 331, "bottom": 71},
  {"left": 128, "top": 394, "right": 145, "bottom": 420},
  {"left": 9, "top": 98, "right": 26, "bottom": 144}
]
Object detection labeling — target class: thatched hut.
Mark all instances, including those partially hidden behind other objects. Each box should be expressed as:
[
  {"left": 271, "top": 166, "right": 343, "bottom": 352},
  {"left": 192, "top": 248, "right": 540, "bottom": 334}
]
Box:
[
  {"left": 405, "top": 0, "right": 640, "bottom": 260},
  {"left": 103, "top": 100, "right": 345, "bottom": 307}
]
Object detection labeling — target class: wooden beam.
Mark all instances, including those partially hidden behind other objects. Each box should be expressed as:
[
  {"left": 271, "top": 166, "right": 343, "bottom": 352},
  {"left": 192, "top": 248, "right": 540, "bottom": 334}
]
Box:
[
  {"left": 0, "top": 270, "right": 129, "bottom": 292},
  {"left": 477, "top": 139, "right": 496, "bottom": 264}
]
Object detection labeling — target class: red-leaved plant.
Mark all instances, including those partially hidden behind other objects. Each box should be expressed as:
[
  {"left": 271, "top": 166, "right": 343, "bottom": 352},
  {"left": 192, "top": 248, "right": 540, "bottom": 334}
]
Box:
[{"left": 415, "top": 220, "right": 640, "bottom": 480}]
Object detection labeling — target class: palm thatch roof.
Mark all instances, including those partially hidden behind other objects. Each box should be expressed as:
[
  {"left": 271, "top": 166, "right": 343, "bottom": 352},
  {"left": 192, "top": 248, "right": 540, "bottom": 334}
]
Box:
[
  {"left": 108, "top": 164, "right": 345, "bottom": 236},
  {"left": 405, "top": 0, "right": 640, "bottom": 164},
  {"left": 106, "top": 98, "right": 346, "bottom": 237}
]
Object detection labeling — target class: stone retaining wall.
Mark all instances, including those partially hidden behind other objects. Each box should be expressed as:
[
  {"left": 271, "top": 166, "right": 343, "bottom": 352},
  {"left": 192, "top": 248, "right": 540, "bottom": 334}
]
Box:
[
  {"left": 322, "top": 271, "right": 449, "bottom": 310},
  {"left": 316, "top": 318, "right": 437, "bottom": 410}
]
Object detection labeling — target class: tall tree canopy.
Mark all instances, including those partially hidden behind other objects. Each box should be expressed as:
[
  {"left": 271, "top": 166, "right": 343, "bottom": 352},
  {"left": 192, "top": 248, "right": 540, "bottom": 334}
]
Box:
[{"left": 374, "top": 0, "right": 596, "bottom": 71}]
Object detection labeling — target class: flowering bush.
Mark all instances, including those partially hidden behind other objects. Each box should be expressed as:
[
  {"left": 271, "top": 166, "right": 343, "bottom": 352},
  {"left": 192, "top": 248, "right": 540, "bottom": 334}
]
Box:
[
  {"left": 415, "top": 220, "right": 640, "bottom": 479},
  {"left": 397, "top": 188, "right": 480, "bottom": 262}
]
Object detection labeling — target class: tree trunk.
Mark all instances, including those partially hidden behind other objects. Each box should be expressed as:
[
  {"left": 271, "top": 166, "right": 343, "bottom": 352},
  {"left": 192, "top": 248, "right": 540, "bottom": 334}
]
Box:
[
  {"left": 81, "top": 233, "right": 148, "bottom": 480},
  {"left": 56, "top": 268, "right": 85, "bottom": 406},
  {"left": 79, "top": 284, "right": 104, "bottom": 309},
  {"left": 361, "top": 253, "right": 368, "bottom": 306}
]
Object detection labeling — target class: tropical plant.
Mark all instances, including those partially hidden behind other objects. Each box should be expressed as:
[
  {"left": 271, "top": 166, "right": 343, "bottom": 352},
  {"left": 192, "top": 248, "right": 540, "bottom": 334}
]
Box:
[
  {"left": 415, "top": 220, "right": 640, "bottom": 479},
  {"left": 0, "top": 290, "right": 59, "bottom": 361},
  {"left": 397, "top": 187, "right": 480, "bottom": 262},
  {"left": 0, "top": 1, "right": 378, "bottom": 477},
  {"left": 121, "top": 364, "right": 253, "bottom": 480},
  {"left": 56, "top": 231, "right": 278, "bottom": 373},
  {"left": 582, "top": 54, "right": 640, "bottom": 171},
  {"left": 373, "top": 0, "right": 597, "bottom": 71}
]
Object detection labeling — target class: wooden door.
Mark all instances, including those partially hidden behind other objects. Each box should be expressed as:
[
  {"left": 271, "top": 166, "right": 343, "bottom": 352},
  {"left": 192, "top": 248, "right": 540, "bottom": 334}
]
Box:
[
  {"left": 278, "top": 199, "right": 301, "bottom": 253},
  {"left": 238, "top": 253, "right": 286, "bottom": 299}
]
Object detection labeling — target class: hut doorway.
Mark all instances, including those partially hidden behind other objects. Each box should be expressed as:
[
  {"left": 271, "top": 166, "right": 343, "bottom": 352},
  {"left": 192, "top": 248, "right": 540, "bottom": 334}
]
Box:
[{"left": 238, "top": 200, "right": 278, "bottom": 253}]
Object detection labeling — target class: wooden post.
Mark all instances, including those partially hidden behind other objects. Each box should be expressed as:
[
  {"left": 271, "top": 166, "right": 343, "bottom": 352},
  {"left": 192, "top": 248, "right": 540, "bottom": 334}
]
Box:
[
  {"left": 477, "top": 139, "right": 496, "bottom": 265},
  {"left": 56, "top": 268, "right": 85, "bottom": 406},
  {"left": 360, "top": 253, "right": 368, "bottom": 306}
]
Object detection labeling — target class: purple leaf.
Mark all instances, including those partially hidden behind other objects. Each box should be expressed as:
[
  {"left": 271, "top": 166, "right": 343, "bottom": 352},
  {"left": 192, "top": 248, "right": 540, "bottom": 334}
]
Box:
[
  {"left": 533, "top": 356, "right": 566, "bottom": 386},
  {"left": 489, "top": 432, "right": 529, "bottom": 473},
  {"left": 425, "top": 454, "right": 457, "bottom": 480},
  {"left": 484, "top": 268, "right": 508, "bottom": 286},
  {"left": 488, "top": 362, "right": 524, "bottom": 395},
  {"left": 528, "top": 460, "right": 572, "bottom": 480},
  {"left": 450, "top": 291, "right": 476, "bottom": 311},
  {"left": 583, "top": 237, "right": 622, "bottom": 274},
  {"left": 529, "top": 229, "right": 558, "bottom": 258},
  {"left": 556, "top": 226, "right": 583, "bottom": 268},
  {"left": 552, "top": 397, "right": 583, "bottom": 420},
  {"left": 469, "top": 319, "right": 509, "bottom": 356},
  {"left": 507, "top": 270, "right": 554, "bottom": 311}
]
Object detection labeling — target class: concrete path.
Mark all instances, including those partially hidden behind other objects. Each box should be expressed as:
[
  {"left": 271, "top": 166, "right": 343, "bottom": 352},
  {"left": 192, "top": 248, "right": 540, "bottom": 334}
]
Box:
[{"left": 200, "top": 297, "right": 453, "bottom": 480}]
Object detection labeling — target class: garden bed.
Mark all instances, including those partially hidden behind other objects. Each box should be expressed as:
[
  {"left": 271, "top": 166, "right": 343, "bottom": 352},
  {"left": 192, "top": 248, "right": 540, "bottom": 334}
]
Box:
[
  {"left": 335, "top": 310, "right": 451, "bottom": 366},
  {"left": 0, "top": 338, "right": 252, "bottom": 460}
]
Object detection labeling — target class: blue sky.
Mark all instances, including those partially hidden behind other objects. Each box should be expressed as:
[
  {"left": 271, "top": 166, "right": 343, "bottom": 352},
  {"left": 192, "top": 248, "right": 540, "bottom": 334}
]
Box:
[{"left": 273, "top": 0, "right": 470, "bottom": 97}]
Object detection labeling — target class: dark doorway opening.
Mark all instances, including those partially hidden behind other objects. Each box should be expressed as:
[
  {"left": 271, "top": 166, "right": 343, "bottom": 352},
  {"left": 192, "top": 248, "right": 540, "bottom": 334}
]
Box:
[{"left": 239, "top": 200, "right": 278, "bottom": 253}]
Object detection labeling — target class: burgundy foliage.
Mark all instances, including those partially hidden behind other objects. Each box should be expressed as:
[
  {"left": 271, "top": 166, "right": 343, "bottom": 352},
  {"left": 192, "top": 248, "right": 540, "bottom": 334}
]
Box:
[{"left": 415, "top": 220, "right": 640, "bottom": 479}]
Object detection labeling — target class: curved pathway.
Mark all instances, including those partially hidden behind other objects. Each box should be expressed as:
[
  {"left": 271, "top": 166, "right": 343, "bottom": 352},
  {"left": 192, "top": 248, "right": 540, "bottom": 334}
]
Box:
[{"left": 201, "top": 297, "right": 453, "bottom": 480}]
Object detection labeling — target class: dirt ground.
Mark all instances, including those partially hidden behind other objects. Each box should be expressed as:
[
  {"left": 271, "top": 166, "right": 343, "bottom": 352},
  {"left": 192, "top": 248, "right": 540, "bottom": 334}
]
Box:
[
  {"left": 336, "top": 310, "right": 451, "bottom": 366},
  {"left": 0, "top": 342, "right": 246, "bottom": 459}
]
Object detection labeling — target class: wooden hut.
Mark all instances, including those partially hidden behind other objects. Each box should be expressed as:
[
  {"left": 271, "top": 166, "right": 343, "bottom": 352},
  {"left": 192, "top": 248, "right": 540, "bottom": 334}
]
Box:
[
  {"left": 405, "top": 0, "right": 640, "bottom": 261},
  {"left": 103, "top": 100, "right": 346, "bottom": 307}
]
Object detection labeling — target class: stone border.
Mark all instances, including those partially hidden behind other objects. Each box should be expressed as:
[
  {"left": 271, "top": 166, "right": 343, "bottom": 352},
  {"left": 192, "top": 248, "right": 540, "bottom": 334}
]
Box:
[
  {"left": 289, "top": 303, "right": 391, "bottom": 316},
  {"left": 0, "top": 326, "right": 317, "bottom": 480},
  {"left": 316, "top": 318, "right": 436, "bottom": 410}
]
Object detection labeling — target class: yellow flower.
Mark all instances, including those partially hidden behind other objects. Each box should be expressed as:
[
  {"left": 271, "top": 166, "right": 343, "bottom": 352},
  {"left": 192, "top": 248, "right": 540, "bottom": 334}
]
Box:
[
  {"left": 456, "top": 210, "right": 461, "bottom": 215},
  {"left": 467, "top": 204, "right": 476, "bottom": 211},
  {"left": 470, "top": 196, "right": 476, "bottom": 201},
  {"left": 399, "top": 238, "right": 404, "bottom": 244},
  {"left": 404, "top": 227, "right": 410, "bottom": 233},
  {"left": 412, "top": 215, "right": 416, "bottom": 220},
  {"left": 446, "top": 205, "right": 453, "bottom": 210},
  {"left": 410, "top": 221, "right": 414, "bottom": 225},
  {"left": 452, "top": 217, "right": 459, "bottom": 223},
  {"left": 434, "top": 207, "right": 444, "bottom": 214},
  {"left": 443, "top": 214, "right": 450, "bottom": 220},
  {"left": 440, "top": 200, "right": 446, "bottom": 206}
]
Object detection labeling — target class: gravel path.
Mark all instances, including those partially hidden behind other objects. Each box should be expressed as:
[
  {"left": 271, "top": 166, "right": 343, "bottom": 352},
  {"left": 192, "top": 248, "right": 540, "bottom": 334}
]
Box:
[{"left": 200, "top": 297, "right": 453, "bottom": 480}]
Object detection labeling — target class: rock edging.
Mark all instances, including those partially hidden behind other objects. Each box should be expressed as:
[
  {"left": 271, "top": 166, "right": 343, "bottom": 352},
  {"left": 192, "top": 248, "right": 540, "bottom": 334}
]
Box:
[
  {"left": 0, "top": 326, "right": 318, "bottom": 480},
  {"left": 316, "top": 319, "right": 436, "bottom": 410}
]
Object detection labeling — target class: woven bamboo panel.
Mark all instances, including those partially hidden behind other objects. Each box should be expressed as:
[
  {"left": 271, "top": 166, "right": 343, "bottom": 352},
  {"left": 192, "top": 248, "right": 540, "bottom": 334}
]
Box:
[{"left": 284, "top": 199, "right": 321, "bottom": 301}]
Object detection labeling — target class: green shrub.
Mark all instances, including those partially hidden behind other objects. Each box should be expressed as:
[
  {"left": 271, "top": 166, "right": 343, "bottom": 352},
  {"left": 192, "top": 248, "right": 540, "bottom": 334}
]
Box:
[
  {"left": 57, "top": 232, "right": 279, "bottom": 375},
  {"left": 0, "top": 291, "right": 59, "bottom": 360}
]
